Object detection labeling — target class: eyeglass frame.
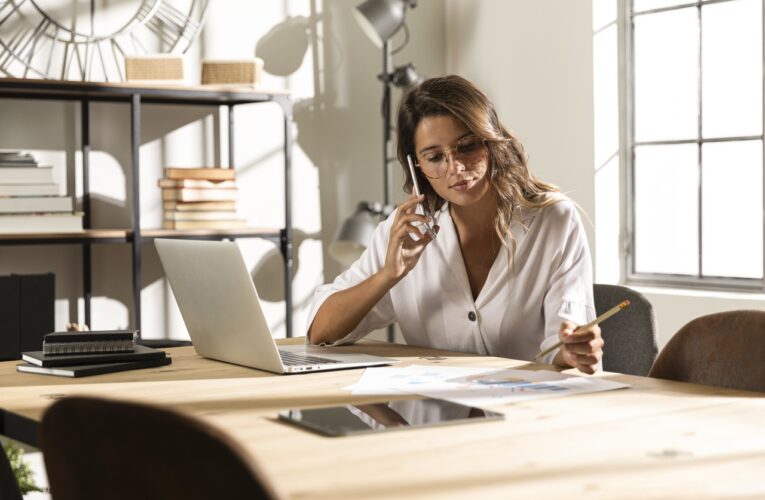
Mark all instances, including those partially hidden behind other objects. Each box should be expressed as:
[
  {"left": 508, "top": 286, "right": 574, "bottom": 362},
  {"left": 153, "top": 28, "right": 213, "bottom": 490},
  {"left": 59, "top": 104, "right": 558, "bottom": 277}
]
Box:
[{"left": 412, "top": 135, "right": 490, "bottom": 179}]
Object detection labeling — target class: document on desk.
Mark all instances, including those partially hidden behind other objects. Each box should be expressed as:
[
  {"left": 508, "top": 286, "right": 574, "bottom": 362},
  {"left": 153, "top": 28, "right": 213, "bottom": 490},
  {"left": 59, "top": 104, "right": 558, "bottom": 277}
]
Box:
[{"left": 347, "top": 365, "right": 629, "bottom": 407}]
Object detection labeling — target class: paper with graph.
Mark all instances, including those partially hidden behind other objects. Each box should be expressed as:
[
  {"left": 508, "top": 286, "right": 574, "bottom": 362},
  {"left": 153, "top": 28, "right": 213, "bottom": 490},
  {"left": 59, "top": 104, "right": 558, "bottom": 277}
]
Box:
[{"left": 346, "top": 365, "right": 629, "bottom": 407}]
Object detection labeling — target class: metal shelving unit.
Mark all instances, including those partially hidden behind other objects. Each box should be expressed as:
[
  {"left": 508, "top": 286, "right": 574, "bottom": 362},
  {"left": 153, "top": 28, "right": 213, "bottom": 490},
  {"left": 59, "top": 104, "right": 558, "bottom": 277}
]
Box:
[{"left": 0, "top": 78, "right": 294, "bottom": 338}]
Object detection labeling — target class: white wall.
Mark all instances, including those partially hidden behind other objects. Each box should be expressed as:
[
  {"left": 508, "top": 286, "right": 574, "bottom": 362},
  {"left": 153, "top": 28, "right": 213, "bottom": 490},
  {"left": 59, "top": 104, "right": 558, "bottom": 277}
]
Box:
[{"left": 445, "top": 0, "right": 596, "bottom": 248}]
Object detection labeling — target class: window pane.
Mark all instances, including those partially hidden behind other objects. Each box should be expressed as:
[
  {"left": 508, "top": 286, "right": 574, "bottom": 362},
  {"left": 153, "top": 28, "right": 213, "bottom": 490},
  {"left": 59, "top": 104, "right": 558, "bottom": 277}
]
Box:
[
  {"left": 634, "top": 9, "right": 699, "bottom": 142},
  {"left": 701, "top": 0, "right": 763, "bottom": 139},
  {"left": 701, "top": 141, "right": 763, "bottom": 278},
  {"left": 633, "top": 0, "right": 694, "bottom": 13},
  {"left": 634, "top": 144, "right": 699, "bottom": 275}
]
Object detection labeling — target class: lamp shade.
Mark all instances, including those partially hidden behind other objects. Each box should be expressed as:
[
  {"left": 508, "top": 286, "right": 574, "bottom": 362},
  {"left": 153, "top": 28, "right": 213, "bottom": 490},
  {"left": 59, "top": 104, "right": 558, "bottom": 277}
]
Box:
[
  {"left": 390, "top": 63, "right": 421, "bottom": 87},
  {"left": 353, "top": 0, "right": 407, "bottom": 47},
  {"left": 329, "top": 203, "right": 379, "bottom": 266}
]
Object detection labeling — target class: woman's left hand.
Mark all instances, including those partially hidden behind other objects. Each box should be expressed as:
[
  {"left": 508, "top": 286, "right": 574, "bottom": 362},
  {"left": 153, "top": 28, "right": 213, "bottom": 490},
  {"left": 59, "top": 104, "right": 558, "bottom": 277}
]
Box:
[{"left": 554, "top": 321, "right": 604, "bottom": 374}]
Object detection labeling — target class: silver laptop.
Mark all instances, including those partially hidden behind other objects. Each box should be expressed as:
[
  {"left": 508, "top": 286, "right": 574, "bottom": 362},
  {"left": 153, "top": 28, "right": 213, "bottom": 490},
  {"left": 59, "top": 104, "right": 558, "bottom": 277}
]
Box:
[{"left": 155, "top": 238, "right": 396, "bottom": 374}]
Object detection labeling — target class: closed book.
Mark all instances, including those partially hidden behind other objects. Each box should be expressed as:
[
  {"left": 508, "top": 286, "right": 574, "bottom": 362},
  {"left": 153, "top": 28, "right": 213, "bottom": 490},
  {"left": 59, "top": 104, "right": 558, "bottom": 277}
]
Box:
[
  {"left": 21, "top": 344, "right": 166, "bottom": 367},
  {"left": 162, "top": 219, "right": 248, "bottom": 230},
  {"left": 161, "top": 188, "right": 238, "bottom": 202},
  {"left": 0, "top": 153, "right": 36, "bottom": 165},
  {"left": 163, "top": 201, "right": 237, "bottom": 212},
  {"left": 0, "top": 275, "right": 20, "bottom": 361},
  {"left": 16, "top": 356, "right": 172, "bottom": 378},
  {"left": 43, "top": 330, "right": 138, "bottom": 355},
  {"left": 0, "top": 162, "right": 37, "bottom": 168},
  {"left": 44, "top": 330, "right": 137, "bottom": 343},
  {"left": 0, "top": 166, "right": 54, "bottom": 184},
  {"left": 158, "top": 178, "right": 236, "bottom": 189},
  {"left": 0, "top": 183, "right": 59, "bottom": 196},
  {"left": 0, "top": 196, "right": 73, "bottom": 213},
  {"left": 0, "top": 212, "right": 83, "bottom": 233},
  {"left": 164, "top": 167, "right": 236, "bottom": 181},
  {"left": 163, "top": 210, "right": 238, "bottom": 221},
  {"left": 19, "top": 273, "right": 55, "bottom": 353}
]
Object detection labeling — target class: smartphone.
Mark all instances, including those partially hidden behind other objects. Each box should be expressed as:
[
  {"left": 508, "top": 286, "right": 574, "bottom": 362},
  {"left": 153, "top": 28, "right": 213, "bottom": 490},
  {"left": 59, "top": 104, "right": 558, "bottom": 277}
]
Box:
[{"left": 406, "top": 154, "right": 437, "bottom": 239}]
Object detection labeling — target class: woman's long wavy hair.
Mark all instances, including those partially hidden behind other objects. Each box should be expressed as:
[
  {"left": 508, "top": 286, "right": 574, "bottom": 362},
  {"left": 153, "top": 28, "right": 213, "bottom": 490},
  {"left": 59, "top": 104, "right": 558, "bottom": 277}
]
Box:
[{"left": 396, "top": 75, "right": 562, "bottom": 254}]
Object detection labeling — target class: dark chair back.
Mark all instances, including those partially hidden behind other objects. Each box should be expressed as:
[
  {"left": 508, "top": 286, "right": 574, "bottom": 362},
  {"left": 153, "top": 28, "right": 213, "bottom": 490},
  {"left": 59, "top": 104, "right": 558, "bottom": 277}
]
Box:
[
  {"left": 594, "top": 284, "right": 658, "bottom": 376},
  {"left": 649, "top": 310, "right": 765, "bottom": 392},
  {"left": 0, "top": 442, "right": 23, "bottom": 500},
  {"left": 39, "top": 396, "right": 280, "bottom": 500}
]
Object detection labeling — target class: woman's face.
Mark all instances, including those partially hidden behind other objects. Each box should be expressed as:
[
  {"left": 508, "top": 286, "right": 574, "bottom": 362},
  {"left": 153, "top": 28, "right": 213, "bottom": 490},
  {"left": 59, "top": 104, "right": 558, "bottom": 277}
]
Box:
[{"left": 413, "top": 114, "right": 492, "bottom": 208}]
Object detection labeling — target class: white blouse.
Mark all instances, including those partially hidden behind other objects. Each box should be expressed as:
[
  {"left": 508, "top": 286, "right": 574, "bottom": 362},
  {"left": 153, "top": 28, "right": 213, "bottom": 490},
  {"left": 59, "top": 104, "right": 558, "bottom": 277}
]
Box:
[{"left": 306, "top": 199, "right": 596, "bottom": 364}]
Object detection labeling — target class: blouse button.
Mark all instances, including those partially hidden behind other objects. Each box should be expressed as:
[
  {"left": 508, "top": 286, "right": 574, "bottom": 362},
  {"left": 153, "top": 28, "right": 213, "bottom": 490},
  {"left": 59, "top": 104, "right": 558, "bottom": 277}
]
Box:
[{"left": 468, "top": 311, "right": 477, "bottom": 322}]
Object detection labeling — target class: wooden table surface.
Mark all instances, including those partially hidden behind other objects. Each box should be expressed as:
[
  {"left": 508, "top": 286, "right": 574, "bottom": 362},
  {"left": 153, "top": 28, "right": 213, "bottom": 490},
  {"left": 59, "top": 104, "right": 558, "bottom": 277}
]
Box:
[{"left": 1, "top": 338, "right": 763, "bottom": 499}]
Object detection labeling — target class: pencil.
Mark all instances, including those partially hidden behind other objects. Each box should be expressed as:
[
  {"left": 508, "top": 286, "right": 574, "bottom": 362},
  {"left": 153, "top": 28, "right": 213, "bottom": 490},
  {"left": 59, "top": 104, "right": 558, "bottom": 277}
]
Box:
[{"left": 534, "top": 299, "right": 631, "bottom": 360}]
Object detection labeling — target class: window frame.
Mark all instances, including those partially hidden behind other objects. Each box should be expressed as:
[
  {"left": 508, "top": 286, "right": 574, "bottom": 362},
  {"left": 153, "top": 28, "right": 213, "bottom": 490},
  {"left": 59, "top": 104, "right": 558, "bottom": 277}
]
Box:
[{"left": 622, "top": 0, "right": 765, "bottom": 291}]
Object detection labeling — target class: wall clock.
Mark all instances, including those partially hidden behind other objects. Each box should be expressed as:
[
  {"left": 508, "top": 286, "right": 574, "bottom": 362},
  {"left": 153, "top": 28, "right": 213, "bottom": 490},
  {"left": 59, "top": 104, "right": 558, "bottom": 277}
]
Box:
[{"left": 0, "top": 0, "right": 209, "bottom": 81}]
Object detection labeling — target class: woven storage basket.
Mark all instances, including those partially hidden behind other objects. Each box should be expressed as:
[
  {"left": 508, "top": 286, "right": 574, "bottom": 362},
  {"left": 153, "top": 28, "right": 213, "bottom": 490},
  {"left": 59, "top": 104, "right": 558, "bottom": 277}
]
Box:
[
  {"left": 125, "top": 55, "right": 184, "bottom": 82},
  {"left": 201, "top": 59, "right": 263, "bottom": 85}
]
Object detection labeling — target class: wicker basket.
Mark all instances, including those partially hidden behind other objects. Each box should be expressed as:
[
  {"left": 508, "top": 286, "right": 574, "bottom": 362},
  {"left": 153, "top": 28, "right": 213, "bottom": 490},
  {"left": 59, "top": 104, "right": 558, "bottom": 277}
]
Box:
[
  {"left": 201, "top": 59, "right": 263, "bottom": 86},
  {"left": 124, "top": 55, "right": 184, "bottom": 82}
]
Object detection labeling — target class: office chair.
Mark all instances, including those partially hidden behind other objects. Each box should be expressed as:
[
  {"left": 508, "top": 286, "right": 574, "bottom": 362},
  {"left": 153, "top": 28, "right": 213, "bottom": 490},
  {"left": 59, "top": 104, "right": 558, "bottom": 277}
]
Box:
[
  {"left": 594, "top": 284, "right": 658, "bottom": 376},
  {"left": 39, "top": 397, "right": 281, "bottom": 500},
  {"left": 649, "top": 310, "right": 765, "bottom": 393},
  {"left": 0, "top": 443, "right": 22, "bottom": 500}
]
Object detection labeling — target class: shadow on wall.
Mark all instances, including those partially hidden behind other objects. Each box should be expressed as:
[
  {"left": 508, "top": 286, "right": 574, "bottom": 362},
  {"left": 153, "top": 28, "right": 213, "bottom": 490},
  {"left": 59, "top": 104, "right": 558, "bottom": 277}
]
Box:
[
  {"left": 250, "top": 229, "right": 321, "bottom": 302},
  {"left": 256, "top": 0, "right": 389, "bottom": 284}
]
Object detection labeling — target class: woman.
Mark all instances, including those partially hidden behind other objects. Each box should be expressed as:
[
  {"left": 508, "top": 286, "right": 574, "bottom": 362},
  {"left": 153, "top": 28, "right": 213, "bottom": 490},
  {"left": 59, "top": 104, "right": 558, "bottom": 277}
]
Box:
[{"left": 308, "top": 75, "right": 603, "bottom": 373}]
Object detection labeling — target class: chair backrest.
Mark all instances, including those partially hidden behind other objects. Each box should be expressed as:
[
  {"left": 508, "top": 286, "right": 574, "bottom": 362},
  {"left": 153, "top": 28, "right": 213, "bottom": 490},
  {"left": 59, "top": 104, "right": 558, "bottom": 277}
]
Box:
[
  {"left": 39, "top": 396, "right": 281, "bottom": 500},
  {"left": 0, "top": 443, "right": 23, "bottom": 500},
  {"left": 649, "top": 310, "right": 765, "bottom": 393},
  {"left": 594, "top": 284, "right": 658, "bottom": 376}
]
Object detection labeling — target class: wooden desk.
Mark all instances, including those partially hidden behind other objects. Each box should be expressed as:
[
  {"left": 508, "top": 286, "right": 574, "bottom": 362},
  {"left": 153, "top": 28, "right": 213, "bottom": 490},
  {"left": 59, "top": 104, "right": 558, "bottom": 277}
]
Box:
[{"left": 1, "top": 339, "right": 764, "bottom": 499}]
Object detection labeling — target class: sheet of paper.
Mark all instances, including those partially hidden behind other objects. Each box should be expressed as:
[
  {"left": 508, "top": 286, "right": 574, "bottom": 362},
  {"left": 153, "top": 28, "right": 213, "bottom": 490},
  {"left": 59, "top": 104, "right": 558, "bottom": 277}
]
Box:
[
  {"left": 346, "top": 365, "right": 630, "bottom": 407},
  {"left": 346, "top": 365, "right": 496, "bottom": 395}
]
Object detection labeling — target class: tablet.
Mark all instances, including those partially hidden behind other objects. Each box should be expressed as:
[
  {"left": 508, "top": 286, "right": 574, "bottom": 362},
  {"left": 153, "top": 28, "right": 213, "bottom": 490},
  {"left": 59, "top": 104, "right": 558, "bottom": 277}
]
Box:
[{"left": 277, "top": 398, "right": 504, "bottom": 436}]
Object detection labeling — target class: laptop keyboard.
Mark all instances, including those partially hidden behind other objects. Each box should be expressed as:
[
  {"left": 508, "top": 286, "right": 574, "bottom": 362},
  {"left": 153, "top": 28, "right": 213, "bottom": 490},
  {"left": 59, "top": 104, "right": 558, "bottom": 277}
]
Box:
[{"left": 279, "top": 350, "right": 342, "bottom": 366}]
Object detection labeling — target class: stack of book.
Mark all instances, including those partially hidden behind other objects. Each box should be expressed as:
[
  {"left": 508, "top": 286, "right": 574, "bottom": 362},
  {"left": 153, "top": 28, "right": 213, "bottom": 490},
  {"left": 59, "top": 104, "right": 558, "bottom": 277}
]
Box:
[
  {"left": 159, "top": 167, "right": 247, "bottom": 230},
  {"left": 0, "top": 151, "right": 83, "bottom": 233},
  {"left": 16, "top": 330, "right": 171, "bottom": 377}
]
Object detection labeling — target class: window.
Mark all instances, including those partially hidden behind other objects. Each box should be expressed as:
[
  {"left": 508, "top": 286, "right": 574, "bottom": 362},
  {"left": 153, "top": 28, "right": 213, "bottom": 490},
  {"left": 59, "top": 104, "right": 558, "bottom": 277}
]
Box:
[{"left": 625, "top": 0, "right": 764, "bottom": 289}]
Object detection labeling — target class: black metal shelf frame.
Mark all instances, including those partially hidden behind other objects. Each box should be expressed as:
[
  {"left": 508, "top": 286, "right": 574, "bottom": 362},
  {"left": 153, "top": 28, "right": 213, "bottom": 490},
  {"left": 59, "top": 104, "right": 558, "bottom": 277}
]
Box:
[{"left": 0, "top": 80, "right": 294, "bottom": 338}]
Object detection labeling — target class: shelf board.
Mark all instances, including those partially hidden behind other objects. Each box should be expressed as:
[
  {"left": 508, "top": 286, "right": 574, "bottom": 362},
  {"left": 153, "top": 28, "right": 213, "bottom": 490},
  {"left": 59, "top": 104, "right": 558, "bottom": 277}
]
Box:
[
  {"left": 140, "top": 227, "right": 281, "bottom": 241},
  {"left": 0, "top": 227, "right": 282, "bottom": 245},
  {"left": 0, "top": 77, "right": 289, "bottom": 106},
  {"left": 0, "top": 229, "right": 129, "bottom": 244}
]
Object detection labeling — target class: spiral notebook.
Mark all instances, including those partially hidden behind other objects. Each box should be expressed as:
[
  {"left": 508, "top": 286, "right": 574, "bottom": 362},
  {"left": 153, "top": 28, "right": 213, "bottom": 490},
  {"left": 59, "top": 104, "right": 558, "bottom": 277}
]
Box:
[{"left": 42, "top": 330, "right": 137, "bottom": 355}]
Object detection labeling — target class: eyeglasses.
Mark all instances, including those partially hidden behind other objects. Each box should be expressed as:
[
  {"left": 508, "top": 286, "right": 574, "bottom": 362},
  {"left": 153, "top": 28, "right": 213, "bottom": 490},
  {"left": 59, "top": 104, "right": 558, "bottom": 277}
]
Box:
[{"left": 415, "top": 135, "right": 487, "bottom": 179}]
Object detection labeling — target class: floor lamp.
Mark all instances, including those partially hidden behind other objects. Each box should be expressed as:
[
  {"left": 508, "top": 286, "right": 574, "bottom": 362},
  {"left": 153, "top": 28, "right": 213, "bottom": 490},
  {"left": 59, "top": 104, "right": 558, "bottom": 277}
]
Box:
[{"left": 332, "top": 0, "right": 420, "bottom": 342}]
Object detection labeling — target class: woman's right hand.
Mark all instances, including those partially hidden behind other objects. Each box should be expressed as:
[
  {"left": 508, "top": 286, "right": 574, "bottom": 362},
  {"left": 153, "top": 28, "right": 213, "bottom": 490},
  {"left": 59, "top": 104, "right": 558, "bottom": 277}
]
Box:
[{"left": 381, "top": 194, "right": 438, "bottom": 283}]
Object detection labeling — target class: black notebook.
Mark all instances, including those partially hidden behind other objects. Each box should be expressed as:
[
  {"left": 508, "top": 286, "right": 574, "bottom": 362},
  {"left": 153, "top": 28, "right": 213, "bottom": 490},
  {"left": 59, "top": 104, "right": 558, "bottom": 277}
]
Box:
[
  {"left": 21, "top": 344, "right": 165, "bottom": 367},
  {"left": 16, "top": 357, "right": 172, "bottom": 378},
  {"left": 42, "top": 330, "right": 138, "bottom": 355}
]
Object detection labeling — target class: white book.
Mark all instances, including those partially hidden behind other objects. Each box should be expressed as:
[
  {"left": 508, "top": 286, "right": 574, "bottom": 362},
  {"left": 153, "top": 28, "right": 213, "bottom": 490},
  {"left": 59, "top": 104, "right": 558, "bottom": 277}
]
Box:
[
  {"left": 163, "top": 210, "right": 238, "bottom": 221},
  {"left": 162, "top": 219, "right": 247, "bottom": 230},
  {"left": 0, "top": 196, "right": 73, "bottom": 213},
  {"left": 0, "top": 166, "right": 54, "bottom": 184},
  {"left": 0, "top": 184, "right": 60, "bottom": 196},
  {"left": 0, "top": 212, "right": 83, "bottom": 233}
]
